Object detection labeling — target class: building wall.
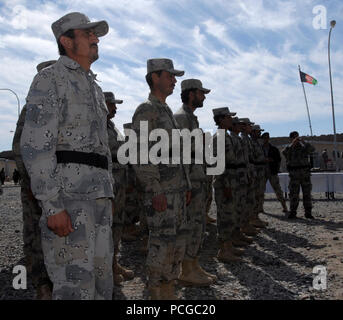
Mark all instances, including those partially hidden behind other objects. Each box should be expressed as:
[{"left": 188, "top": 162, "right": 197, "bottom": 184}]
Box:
[{"left": 0, "top": 158, "right": 17, "bottom": 181}]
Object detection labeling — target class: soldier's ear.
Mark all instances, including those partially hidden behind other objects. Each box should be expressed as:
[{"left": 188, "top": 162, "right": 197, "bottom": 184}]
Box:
[{"left": 59, "top": 35, "right": 74, "bottom": 51}]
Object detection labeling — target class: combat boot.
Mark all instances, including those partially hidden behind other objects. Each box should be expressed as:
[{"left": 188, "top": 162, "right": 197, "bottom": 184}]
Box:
[
  {"left": 250, "top": 216, "right": 267, "bottom": 228},
  {"left": 179, "top": 259, "right": 213, "bottom": 287},
  {"left": 305, "top": 210, "right": 315, "bottom": 219},
  {"left": 36, "top": 284, "right": 52, "bottom": 300},
  {"left": 281, "top": 200, "right": 288, "bottom": 213},
  {"left": 148, "top": 285, "right": 161, "bottom": 300},
  {"left": 160, "top": 280, "right": 178, "bottom": 300},
  {"left": 217, "top": 241, "right": 241, "bottom": 263},
  {"left": 241, "top": 222, "right": 259, "bottom": 236},
  {"left": 232, "top": 232, "right": 249, "bottom": 247},
  {"left": 288, "top": 211, "right": 297, "bottom": 219},
  {"left": 192, "top": 257, "right": 217, "bottom": 281},
  {"left": 113, "top": 273, "right": 124, "bottom": 286},
  {"left": 112, "top": 256, "right": 125, "bottom": 285},
  {"left": 114, "top": 261, "right": 134, "bottom": 281},
  {"left": 239, "top": 231, "right": 254, "bottom": 244}
]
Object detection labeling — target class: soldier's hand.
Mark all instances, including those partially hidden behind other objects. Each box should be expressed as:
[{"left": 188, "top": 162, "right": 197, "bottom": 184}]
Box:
[
  {"left": 152, "top": 194, "right": 167, "bottom": 212},
  {"left": 186, "top": 190, "right": 192, "bottom": 206},
  {"left": 47, "top": 210, "right": 74, "bottom": 237},
  {"left": 224, "top": 187, "right": 232, "bottom": 199}
]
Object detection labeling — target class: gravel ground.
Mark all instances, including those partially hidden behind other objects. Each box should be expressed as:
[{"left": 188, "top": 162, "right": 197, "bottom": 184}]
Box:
[{"left": 0, "top": 183, "right": 342, "bottom": 300}]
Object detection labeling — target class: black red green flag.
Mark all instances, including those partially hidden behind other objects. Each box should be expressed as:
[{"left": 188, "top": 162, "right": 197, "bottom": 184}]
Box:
[{"left": 299, "top": 70, "right": 317, "bottom": 85}]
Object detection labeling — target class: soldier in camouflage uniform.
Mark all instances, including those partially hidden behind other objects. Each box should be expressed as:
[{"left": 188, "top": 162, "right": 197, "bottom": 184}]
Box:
[
  {"left": 174, "top": 79, "right": 216, "bottom": 286},
  {"left": 132, "top": 58, "right": 191, "bottom": 300},
  {"left": 282, "top": 131, "right": 315, "bottom": 219},
  {"left": 261, "top": 132, "right": 288, "bottom": 213},
  {"left": 20, "top": 13, "right": 114, "bottom": 300},
  {"left": 123, "top": 123, "right": 147, "bottom": 248},
  {"left": 104, "top": 92, "right": 134, "bottom": 286},
  {"left": 12, "top": 60, "right": 56, "bottom": 300},
  {"left": 239, "top": 118, "right": 259, "bottom": 238},
  {"left": 212, "top": 108, "right": 243, "bottom": 263},
  {"left": 228, "top": 118, "right": 251, "bottom": 251},
  {"left": 250, "top": 125, "right": 268, "bottom": 228}
]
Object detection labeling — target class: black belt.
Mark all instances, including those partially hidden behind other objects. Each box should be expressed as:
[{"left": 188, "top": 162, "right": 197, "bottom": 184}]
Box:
[
  {"left": 56, "top": 151, "right": 108, "bottom": 170},
  {"left": 287, "top": 165, "right": 310, "bottom": 171}
]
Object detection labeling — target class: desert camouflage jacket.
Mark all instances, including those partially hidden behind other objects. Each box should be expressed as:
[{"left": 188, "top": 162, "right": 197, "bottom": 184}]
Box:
[
  {"left": 132, "top": 93, "right": 191, "bottom": 196},
  {"left": 213, "top": 130, "right": 237, "bottom": 189},
  {"left": 174, "top": 104, "right": 207, "bottom": 183},
  {"left": 282, "top": 141, "right": 315, "bottom": 168},
  {"left": 20, "top": 56, "right": 114, "bottom": 217}
]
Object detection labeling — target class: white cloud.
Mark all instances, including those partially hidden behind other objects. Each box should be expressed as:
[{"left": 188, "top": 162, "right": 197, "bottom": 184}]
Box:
[{"left": 0, "top": 0, "right": 342, "bottom": 151}]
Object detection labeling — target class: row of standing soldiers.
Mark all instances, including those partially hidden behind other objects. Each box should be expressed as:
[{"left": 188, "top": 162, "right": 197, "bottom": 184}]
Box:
[
  {"left": 12, "top": 61, "right": 275, "bottom": 300},
  {"left": 12, "top": 11, "right": 315, "bottom": 300}
]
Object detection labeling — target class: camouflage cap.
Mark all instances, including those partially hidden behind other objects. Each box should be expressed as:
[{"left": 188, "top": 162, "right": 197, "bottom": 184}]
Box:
[
  {"left": 103, "top": 92, "right": 123, "bottom": 104},
  {"left": 251, "top": 124, "right": 264, "bottom": 131},
  {"left": 147, "top": 58, "right": 184, "bottom": 76},
  {"left": 239, "top": 118, "right": 254, "bottom": 125},
  {"left": 36, "top": 60, "right": 57, "bottom": 72},
  {"left": 51, "top": 12, "right": 109, "bottom": 40},
  {"left": 181, "top": 79, "right": 210, "bottom": 93},
  {"left": 123, "top": 123, "right": 132, "bottom": 129},
  {"left": 212, "top": 107, "right": 236, "bottom": 116}
]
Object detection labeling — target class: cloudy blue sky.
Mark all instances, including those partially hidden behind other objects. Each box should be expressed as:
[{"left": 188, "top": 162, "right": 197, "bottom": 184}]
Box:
[{"left": 0, "top": 0, "right": 342, "bottom": 151}]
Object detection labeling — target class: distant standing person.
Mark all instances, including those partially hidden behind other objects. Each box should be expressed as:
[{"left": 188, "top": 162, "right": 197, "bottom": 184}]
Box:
[
  {"left": 282, "top": 131, "right": 315, "bottom": 219},
  {"left": 322, "top": 149, "right": 329, "bottom": 170},
  {"left": 0, "top": 168, "right": 5, "bottom": 185},
  {"left": 12, "top": 169, "right": 21, "bottom": 185},
  {"left": 261, "top": 132, "right": 288, "bottom": 213}
]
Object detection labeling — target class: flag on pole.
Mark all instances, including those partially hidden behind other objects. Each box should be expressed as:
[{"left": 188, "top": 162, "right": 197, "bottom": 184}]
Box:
[{"left": 299, "top": 70, "right": 318, "bottom": 85}]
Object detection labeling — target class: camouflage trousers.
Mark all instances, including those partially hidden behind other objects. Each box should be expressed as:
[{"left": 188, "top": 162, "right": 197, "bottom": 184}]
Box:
[
  {"left": 235, "top": 169, "right": 249, "bottom": 229},
  {"left": 145, "top": 191, "right": 188, "bottom": 286},
  {"left": 40, "top": 198, "right": 113, "bottom": 300},
  {"left": 254, "top": 167, "right": 266, "bottom": 215},
  {"left": 214, "top": 182, "right": 239, "bottom": 242},
  {"left": 112, "top": 184, "right": 126, "bottom": 255},
  {"left": 126, "top": 188, "right": 148, "bottom": 238},
  {"left": 245, "top": 176, "right": 256, "bottom": 222},
  {"left": 184, "top": 181, "right": 207, "bottom": 260},
  {"left": 125, "top": 187, "right": 141, "bottom": 225},
  {"left": 265, "top": 173, "right": 286, "bottom": 206},
  {"left": 21, "top": 186, "right": 52, "bottom": 289},
  {"left": 288, "top": 169, "right": 312, "bottom": 213}
]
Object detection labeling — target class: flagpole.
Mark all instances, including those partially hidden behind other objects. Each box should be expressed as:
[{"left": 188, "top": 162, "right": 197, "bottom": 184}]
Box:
[{"left": 298, "top": 65, "right": 313, "bottom": 137}]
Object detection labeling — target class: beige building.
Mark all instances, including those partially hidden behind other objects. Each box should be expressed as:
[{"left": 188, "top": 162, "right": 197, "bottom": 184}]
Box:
[{"left": 0, "top": 158, "right": 17, "bottom": 182}]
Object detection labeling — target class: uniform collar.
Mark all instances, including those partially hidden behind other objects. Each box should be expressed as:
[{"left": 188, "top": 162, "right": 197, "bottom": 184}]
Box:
[
  {"left": 59, "top": 55, "right": 97, "bottom": 80},
  {"left": 148, "top": 93, "right": 168, "bottom": 107}
]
